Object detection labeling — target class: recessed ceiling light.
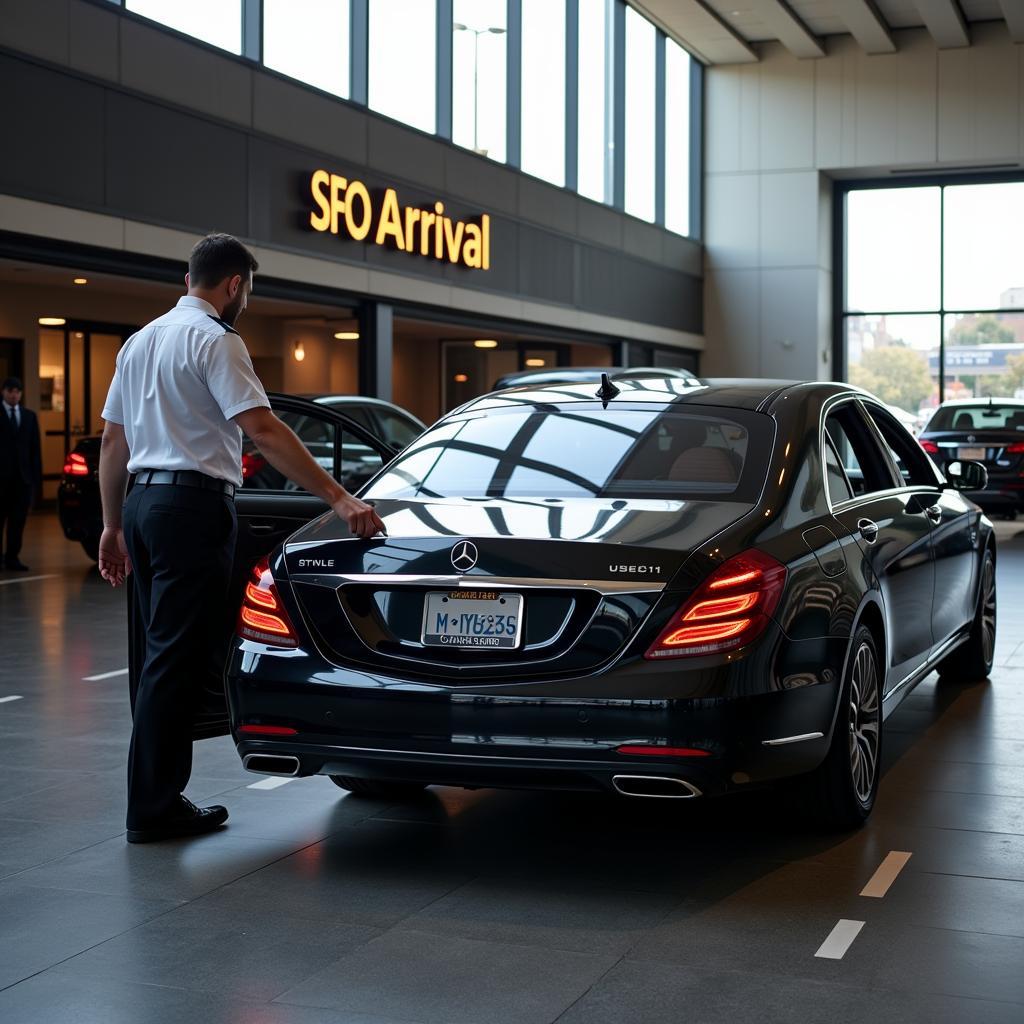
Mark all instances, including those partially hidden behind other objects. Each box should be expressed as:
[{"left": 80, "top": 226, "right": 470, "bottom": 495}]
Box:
[
  {"left": 333, "top": 331, "right": 359, "bottom": 340},
  {"left": 525, "top": 358, "right": 546, "bottom": 367},
  {"left": 39, "top": 317, "right": 66, "bottom": 326},
  {"left": 473, "top": 339, "right": 498, "bottom": 349},
  {"left": 73, "top": 277, "right": 88, "bottom": 285}
]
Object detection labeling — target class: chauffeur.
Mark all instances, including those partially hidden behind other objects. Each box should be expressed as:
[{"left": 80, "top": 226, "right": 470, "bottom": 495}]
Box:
[{"left": 98, "top": 233, "right": 385, "bottom": 844}]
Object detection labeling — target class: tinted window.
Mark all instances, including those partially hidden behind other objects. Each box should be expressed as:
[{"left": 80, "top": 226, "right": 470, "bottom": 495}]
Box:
[
  {"left": 824, "top": 404, "right": 896, "bottom": 499},
  {"left": 863, "top": 403, "right": 937, "bottom": 487},
  {"left": 372, "top": 409, "right": 422, "bottom": 450},
  {"left": 925, "top": 404, "right": 1024, "bottom": 432},
  {"left": 364, "top": 406, "right": 772, "bottom": 502},
  {"left": 824, "top": 440, "right": 854, "bottom": 504}
]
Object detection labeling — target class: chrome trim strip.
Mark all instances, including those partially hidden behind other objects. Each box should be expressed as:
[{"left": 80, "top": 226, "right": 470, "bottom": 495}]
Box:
[
  {"left": 882, "top": 629, "right": 967, "bottom": 706},
  {"left": 316, "top": 743, "right": 623, "bottom": 766},
  {"left": 611, "top": 775, "right": 702, "bottom": 799},
  {"left": 292, "top": 573, "right": 667, "bottom": 595},
  {"left": 761, "top": 731, "right": 825, "bottom": 747}
]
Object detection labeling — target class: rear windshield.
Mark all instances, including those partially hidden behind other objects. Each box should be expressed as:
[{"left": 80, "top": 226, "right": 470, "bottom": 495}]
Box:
[
  {"left": 926, "top": 404, "right": 1024, "bottom": 432},
  {"left": 363, "top": 405, "right": 773, "bottom": 502}
]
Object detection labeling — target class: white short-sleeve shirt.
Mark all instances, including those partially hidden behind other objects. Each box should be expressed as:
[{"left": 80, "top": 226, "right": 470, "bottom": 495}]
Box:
[{"left": 101, "top": 296, "right": 270, "bottom": 488}]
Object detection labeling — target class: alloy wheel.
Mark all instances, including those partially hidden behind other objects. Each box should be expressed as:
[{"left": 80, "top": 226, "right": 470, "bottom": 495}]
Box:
[
  {"left": 848, "top": 642, "right": 880, "bottom": 805},
  {"left": 981, "top": 556, "right": 997, "bottom": 669}
]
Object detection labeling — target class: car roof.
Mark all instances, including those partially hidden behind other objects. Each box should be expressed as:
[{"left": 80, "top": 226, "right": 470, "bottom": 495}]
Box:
[
  {"left": 932, "top": 397, "right": 1024, "bottom": 407},
  {"left": 464, "top": 377, "right": 845, "bottom": 413},
  {"left": 303, "top": 394, "right": 425, "bottom": 421}
]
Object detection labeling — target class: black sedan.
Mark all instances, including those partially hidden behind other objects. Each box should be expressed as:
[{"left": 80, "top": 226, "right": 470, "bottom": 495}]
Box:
[
  {"left": 919, "top": 399, "right": 1024, "bottom": 518},
  {"left": 219, "top": 379, "right": 996, "bottom": 828}
]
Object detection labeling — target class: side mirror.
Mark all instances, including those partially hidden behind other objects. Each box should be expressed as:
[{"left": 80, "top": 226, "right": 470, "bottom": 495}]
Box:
[{"left": 945, "top": 459, "right": 988, "bottom": 492}]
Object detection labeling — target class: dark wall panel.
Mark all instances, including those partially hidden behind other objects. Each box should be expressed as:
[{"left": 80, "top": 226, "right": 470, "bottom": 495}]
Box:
[
  {"left": 517, "top": 227, "right": 575, "bottom": 306},
  {"left": 0, "top": 55, "right": 105, "bottom": 205},
  {"left": 105, "top": 93, "right": 248, "bottom": 236}
]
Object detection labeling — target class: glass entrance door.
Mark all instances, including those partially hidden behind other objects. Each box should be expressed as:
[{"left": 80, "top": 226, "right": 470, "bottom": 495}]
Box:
[{"left": 39, "top": 322, "right": 135, "bottom": 498}]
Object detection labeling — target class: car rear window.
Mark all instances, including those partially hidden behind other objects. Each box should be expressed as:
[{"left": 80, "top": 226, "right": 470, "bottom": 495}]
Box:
[
  {"left": 363, "top": 405, "right": 773, "bottom": 502},
  {"left": 926, "top": 404, "right": 1024, "bottom": 431}
]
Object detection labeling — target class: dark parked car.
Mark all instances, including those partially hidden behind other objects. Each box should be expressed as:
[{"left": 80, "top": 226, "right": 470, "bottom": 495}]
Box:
[
  {"left": 918, "top": 399, "right": 1024, "bottom": 518},
  {"left": 492, "top": 366, "right": 700, "bottom": 391},
  {"left": 216, "top": 379, "right": 995, "bottom": 828},
  {"left": 57, "top": 394, "right": 424, "bottom": 561}
]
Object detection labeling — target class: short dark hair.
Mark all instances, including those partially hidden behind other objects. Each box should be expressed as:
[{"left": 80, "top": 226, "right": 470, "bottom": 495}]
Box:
[
  {"left": 2, "top": 377, "right": 22, "bottom": 391},
  {"left": 188, "top": 233, "right": 258, "bottom": 288}
]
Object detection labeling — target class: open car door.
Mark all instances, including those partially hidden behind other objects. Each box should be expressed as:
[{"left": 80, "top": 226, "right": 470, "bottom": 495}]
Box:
[{"left": 125, "top": 393, "right": 398, "bottom": 741}]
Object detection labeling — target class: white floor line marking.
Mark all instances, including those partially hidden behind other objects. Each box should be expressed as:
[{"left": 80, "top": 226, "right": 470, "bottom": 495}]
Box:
[
  {"left": 247, "top": 776, "right": 295, "bottom": 790},
  {"left": 82, "top": 668, "right": 129, "bottom": 681},
  {"left": 0, "top": 695, "right": 24, "bottom": 703},
  {"left": 0, "top": 574, "right": 58, "bottom": 586},
  {"left": 815, "top": 920, "right": 865, "bottom": 960},
  {"left": 860, "top": 851, "right": 913, "bottom": 898}
]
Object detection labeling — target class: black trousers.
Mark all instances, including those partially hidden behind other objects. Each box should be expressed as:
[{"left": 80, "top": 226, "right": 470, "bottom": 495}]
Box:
[
  {"left": 122, "top": 483, "right": 237, "bottom": 828},
  {"left": 0, "top": 475, "right": 31, "bottom": 562}
]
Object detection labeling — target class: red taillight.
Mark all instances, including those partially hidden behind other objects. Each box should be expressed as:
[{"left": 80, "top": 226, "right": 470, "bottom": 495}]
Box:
[
  {"left": 241, "top": 452, "right": 266, "bottom": 479},
  {"left": 645, "top": 549, "right": 787, "bottom": 659},
  {"left": 63, "top": 451, "right": 89, "bottom": 476},
  {"left": 236, "top": 556, "right": 300, "bottom": 647},
  {"left": 1006, "top": 442, "right": 1024, "bottom": 454},
  {"left": 238, "top": 724, "right": 298, "bottom": 736},
  {"left": 919, "top": 439, "right": 939, "bottom": 456},
  {"left": 617, "top": 745, "right": 711, "bottom": 758}
]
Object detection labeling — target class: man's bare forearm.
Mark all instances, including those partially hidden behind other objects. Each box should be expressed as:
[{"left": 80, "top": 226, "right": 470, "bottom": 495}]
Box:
[{"left": 99, "top": 425, "right": 131, "bottom": 529}]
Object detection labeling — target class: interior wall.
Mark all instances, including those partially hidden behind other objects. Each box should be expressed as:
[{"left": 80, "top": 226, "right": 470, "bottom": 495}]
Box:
[
  {"left": 393, "top": 334, "right": 442, "bottom": 426},
  {"left": 703, "top": 23, "right": 1024, "bottom": 381}
]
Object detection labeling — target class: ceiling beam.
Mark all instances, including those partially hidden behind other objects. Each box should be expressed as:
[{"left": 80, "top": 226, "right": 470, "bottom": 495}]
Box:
[
  {"left": 913, "top": 0, "right": 970, "bottom": 48},
  {"left": 631, "top": 1, "right": 759, "bottom": 65},
  {"left": 745, "top": 0, "right": 826, "bottom": 59},
  {"left": 998, "top": 0, "right": 1024, "bottom": 43},
  {"left": 832, "top": 0, "right": 897, "bottom": 54}
]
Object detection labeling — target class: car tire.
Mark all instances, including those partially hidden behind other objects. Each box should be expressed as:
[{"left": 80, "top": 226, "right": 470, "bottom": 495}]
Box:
[
  {"left": 937, "top": 547, "right": 996, "bottom": 683},
  {"left": 329, "top": 775, "right": 428, "bottom": 800},
  {"left": 806, "top": 625, "right": 882, "bottom": 830}
]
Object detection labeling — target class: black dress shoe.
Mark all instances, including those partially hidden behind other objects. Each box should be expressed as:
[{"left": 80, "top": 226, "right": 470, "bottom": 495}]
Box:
[
  {"left": 4, "top": 559, "right": 29, "bottom": 571},
  {"left": 126, "top": 797, "right": 229, "bottom": 844}
]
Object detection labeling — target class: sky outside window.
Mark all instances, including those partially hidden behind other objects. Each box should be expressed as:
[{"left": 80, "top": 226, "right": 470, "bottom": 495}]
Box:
[
  {"left": 368, "top": 0, "right": 436, "bottom": 134},
  {"left": 127, "top": 0, "right": 242, "bottom": 53},
  {"left": 452, "top": 0, "right": 507, "bottom": 162},
  {"left": 577, "top": 0, "right": 610, "bottom": 203},
  {"left": 263, "top": 0, "right": 350, "bottom": 98},
  {"left": 624, "top": 6, "right": 656, "bottom": 222},
  {"left": 664, "top": 38, "right": 691, "bottom": 236},
  {"left": 521, "top": 0, "right": 566, "bottom": 186}
]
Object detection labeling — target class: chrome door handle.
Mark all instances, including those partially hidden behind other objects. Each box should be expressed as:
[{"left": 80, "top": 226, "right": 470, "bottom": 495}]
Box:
[
  {"left": 248, "top": 522, "right": 276, "bottom": 534},
  {"left": 924, "top": 505, "right": 942, "bottom": 524},
  {"left": 857, "top": 518, "right": 879, "bottom": 544}
]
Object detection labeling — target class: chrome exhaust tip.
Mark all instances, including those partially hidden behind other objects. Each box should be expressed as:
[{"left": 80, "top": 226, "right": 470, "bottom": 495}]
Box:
[
  {"left": 612, "top": 775, "right": 702, "bottom": 799},
  {"left": 242, "top": 753, "right": 301, "bottom": 777}
]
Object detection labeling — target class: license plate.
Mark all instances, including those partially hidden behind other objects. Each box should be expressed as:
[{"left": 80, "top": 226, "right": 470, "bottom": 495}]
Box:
[
  {"left": 421, "top": 591, "right": 523, "bottom": 649},
  {"left": 958, "top": 446, "right": 985, "bottom": 461}
]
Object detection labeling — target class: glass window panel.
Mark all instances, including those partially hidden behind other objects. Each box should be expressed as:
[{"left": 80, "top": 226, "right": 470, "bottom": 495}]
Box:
[
  {"left": 578, "top": 0, "right": 610, "bottom": 203},
  {"left": 368, "top": 0, "right": 436, "bottom": 133},
  {"left": 845, "top": 187, "right": 940, "bottom": 313},
  {"left": 943, "top": 311, "right": 1024, "bottom": 402},
  {"left": 264, "top": 0, "right": 350, "bottom": 98},
  {"left": 944, "top": 183, "right": 1024, "bottom": 311},
  {"left": 127, "top": 0, "right": 242, "bottom": 53},
  {"left": 846, "top": 314, "right": 940, "bottom": 422},
  {"left": 521, "top": 0, "right": 566, "bottom": 186},
  {"left": 452, "top": 0, "right": 507, "bottom": 161},
  {"left": 624, "top": 7, "right": 656, "bottom": 222},
  {"left": 664, "top": 39, "right": 691, "bottom": 236}
]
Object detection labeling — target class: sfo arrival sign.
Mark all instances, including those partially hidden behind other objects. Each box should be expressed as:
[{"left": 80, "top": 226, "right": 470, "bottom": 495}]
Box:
[{"left": 308, "top": 168, "right": 491, "bottom": 271}]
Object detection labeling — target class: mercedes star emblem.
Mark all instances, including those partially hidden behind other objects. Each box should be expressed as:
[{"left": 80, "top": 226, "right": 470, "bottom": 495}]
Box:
[
  {"left": 968, "top": 434, "right": 976, "bottom": 443},
  {"left": 451, "top": 541, "right": 478, "bottom": 572}
]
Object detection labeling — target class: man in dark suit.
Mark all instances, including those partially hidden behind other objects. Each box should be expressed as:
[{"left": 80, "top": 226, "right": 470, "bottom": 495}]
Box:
[{"left": 1, "top": 376, "right": 42, "bottom": 571}]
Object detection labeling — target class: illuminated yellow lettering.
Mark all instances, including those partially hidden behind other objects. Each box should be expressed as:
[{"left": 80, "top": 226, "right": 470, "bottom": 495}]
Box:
[
  {"left": 462, "top": 222, "right": 482, "bottom": 268},
  {"left": 404, "top": 206, "right": 421, "bottom": 245},
  {"left": 420, "top": 210, "right": 436, "bottom": 255},
  {"left": 375, "top": 188, "right": 406, "bottom": 250},
  {"left": 434, "top": 202, "right": 445, "bottom": 259},
  {"left": 345, "top": 179, "right": 372, "bottom": 240},
  {"left": 482, "top": 213, "right": 490, "bottom": 270},
  {"left": 444, "top": 217, "right": 466, "bottom": 264},
  {"left": 309, "top": 170, "right": 331, "bottom": 232},
  {"left": 329, "top": 174, "right": 347, "bottom": 234}
]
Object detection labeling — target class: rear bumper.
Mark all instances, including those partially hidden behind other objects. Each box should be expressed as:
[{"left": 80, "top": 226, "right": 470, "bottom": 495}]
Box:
[{"left": 227, "top": 638, "right": 845, "bottom": 797}]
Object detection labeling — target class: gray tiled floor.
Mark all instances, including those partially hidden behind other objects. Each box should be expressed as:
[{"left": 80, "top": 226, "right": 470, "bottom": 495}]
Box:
[{"left": 2, "top": 514, "right": 1024, "bottom": 1022}]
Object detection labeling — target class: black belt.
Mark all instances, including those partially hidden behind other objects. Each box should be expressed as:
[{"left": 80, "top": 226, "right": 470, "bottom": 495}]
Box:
[{"left": 134, "top": 469, "right": 235, "bottom": 498}]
